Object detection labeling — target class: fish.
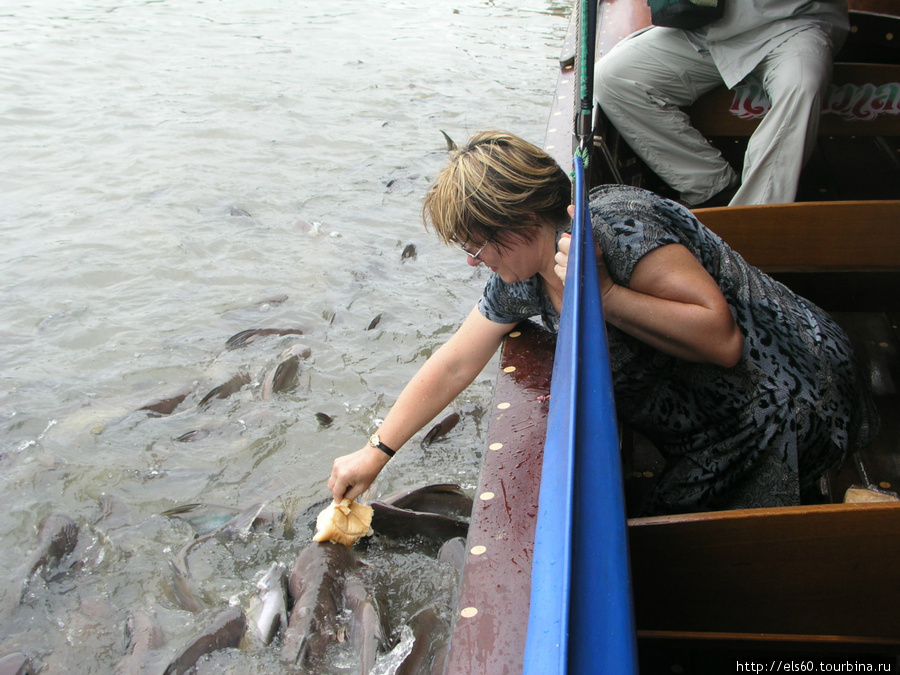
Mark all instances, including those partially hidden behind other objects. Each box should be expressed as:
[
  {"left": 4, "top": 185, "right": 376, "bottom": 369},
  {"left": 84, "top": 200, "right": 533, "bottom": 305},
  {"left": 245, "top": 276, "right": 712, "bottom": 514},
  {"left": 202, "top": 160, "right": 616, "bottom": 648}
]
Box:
[
  {"left": 395, "top": 606, "right": 450, "bottom": 675},
  {"left": 246, "top": 562, "right": 289, "bottom": 646},
  {"left": 168, "top": 556, "right": 206, "bottom": 613},
  {"left": 0, "top": 652, "right": 35, "bottom": 675},
  {"left": 160, "top": 502, "right": 281, "bottom": 537},
  {"left": 174, "top": 501, "right": 268, "bottom": 555},
  {"left": 197, "top": 372, "right": 251, "bottom": 407},
  {"left": 162, "top": 606, "right": 246, "bottom": 675},
  {"left": 229, "top": 206, "right": 252, "bottom": 217},
  {"left": 422, "top": 412, "right": 460, "bottom": 446},
  {"left": 168, "top": 501, "right": 269, "bottom": 612},
  {"left": 401, "top": 243, "right": 417, "bottom": 260},
  {"left": 23, "top": 512, "right": 80, "bottom": 588},
  {"left": 260, "top": 343, "right": 312, "bottom": 400},
  {"left": 225, "top": 327, "right": 304, "bottom": 350},
  {"left": 281, "top": 542, "right": 360, "bottom": 667},
  {"left": 255, "top": 293, "right": 289, "bottom": 307},
  {"left": 438, "top": 537, "right": 467, "bottom": 575},
  {"left": 344, "top": 575, "right": 388, "bottom": 675},
  {"left": 440, "top": 130, "right": 457, "bottom": 152},
  {"left": 369, "top": 502, "right": 468, "bottom": 544},
  {"left": 139, "top": 391, "right": 190, "bottom": 416},
  {"left": 115, "top": 608, "right": 164, "bottom": 675},
  {"left": 366, "top": 314, "right": 383, "bottom": 331},
  {"left": 314, "top": 412, "right": 334, "bottom": 427},
  {"left": 174, "top": 428, "right": 211, "bottom": 443},
  {"left": 261, "top": 355, "right": 300, "bottom": 400},
  {"left": 380, "top": 483, "right": 473, "bottom": 521},
  {"left": 95, "top": 493, "right": 132, "bottom": 533}
]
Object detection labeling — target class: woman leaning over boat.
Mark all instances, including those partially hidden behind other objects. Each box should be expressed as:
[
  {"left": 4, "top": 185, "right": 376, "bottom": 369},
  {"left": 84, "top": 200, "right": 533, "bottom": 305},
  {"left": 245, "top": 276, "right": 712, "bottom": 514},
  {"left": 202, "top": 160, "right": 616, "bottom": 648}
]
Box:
[{"left": 327, "top": 130, "right": 879, "bottom": 516}]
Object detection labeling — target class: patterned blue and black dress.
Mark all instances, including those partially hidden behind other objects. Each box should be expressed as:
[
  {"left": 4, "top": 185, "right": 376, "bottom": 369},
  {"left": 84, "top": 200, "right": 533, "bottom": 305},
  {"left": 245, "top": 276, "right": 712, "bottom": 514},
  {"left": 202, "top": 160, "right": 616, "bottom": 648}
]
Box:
[{"left": 477, "top": 185, "right": 879, "bottom": 515}]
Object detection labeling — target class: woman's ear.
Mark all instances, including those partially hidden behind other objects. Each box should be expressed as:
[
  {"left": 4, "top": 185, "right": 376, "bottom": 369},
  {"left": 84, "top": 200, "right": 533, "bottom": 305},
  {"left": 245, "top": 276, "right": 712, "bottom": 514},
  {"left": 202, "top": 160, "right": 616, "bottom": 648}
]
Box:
[{"left": 567, "top": 204, "right": 575, "bottom": 219}]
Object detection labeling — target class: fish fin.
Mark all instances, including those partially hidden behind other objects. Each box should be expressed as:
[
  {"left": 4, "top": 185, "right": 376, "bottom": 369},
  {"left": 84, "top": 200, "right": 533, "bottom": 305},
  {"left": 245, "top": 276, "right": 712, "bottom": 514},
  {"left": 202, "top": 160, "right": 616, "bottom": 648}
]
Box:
[{"left": 440, "top": 130, "right": 458, "bottom": 152}]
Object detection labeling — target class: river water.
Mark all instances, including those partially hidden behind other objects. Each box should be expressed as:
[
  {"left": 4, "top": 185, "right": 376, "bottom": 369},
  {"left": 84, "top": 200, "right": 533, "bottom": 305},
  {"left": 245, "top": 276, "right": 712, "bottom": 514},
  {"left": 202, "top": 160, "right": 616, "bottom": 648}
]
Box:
[{"left": 0, "top": 0, "right": 569, "bottom": 672}]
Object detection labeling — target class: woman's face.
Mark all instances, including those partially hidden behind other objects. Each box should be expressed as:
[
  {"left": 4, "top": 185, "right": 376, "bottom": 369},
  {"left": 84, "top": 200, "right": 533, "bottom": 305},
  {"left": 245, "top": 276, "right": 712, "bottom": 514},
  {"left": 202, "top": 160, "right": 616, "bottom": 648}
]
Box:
[{"left": 460, "top": 224, "right": 556, "bottom": 284}]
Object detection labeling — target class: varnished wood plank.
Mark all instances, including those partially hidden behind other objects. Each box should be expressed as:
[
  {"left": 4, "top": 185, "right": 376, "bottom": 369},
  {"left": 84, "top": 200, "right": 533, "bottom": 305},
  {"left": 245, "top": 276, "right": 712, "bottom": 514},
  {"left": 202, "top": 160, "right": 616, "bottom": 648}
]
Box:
[
  {"left": 639, "top": 630, "right": 900, "bottom": 647},
  {"left": 693, "top": 201, "right": 900, "bottom": 270},
  {"left": 595, "top": 0, "right": 650, "bottom": 61},
  {"left": 849, "top": 0, "right": 900, "bottom": 14},
  {"left": 628, "top": 503, "right": 900, "bottom": 641},
  {"left": 544, "top": 8, "right": 577, "bottom": 175},
  {"left": 445, "top": 321, "right": 554, "bottom": 675}
]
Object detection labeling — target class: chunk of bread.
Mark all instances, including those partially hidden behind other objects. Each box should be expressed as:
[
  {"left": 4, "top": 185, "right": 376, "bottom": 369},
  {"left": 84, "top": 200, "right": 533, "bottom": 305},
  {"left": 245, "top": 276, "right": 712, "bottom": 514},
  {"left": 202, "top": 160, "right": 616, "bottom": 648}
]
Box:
[
  {"left": 313, "top": 498, "right": 374, "bottom": 547},
  {"left": 844, "top": 486, "right": 900, "bottom": 503}
]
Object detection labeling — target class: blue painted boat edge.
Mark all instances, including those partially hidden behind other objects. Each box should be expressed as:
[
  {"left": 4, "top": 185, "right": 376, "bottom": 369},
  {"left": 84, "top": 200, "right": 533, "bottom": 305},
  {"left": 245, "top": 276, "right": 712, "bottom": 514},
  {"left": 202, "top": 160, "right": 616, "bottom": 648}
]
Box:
[{"left": 523, "top": 157, "right": 638, "bottom": 673}]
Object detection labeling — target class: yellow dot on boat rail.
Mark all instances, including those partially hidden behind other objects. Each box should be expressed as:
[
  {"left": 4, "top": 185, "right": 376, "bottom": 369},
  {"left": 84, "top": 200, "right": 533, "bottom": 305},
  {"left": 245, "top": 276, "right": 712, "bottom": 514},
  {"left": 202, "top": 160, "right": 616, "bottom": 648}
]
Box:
[
  {"left": 503, "top": 366, "right": 516, "bottom": 373},
  {"left": 508, "top": 331, "right": 521, "bottom": 338},
  {"left": 471, "top": 545, "right": 487, "bottom": 556},
  {"left": 460, "top": 607, "right": 478, "bottom": 618},
  {"left": 480, "top": 491, "right": 495, "bottom": 501},
  {"left": 497, "top": 402, "right": 510, "bottom": 410},
  {"left": 489, "top": 442, "right": 503, "bottom": 451},
  {"left": 881, "top": 481, "right": 892, "bottom": 489}
]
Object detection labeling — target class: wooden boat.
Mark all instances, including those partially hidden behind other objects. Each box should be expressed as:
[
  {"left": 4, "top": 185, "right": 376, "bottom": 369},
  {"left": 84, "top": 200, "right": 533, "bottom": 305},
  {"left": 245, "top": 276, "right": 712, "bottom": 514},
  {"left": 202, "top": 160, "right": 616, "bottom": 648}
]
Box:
[{"left": 444, "top": 2, "right": 900, "bottom": 672}]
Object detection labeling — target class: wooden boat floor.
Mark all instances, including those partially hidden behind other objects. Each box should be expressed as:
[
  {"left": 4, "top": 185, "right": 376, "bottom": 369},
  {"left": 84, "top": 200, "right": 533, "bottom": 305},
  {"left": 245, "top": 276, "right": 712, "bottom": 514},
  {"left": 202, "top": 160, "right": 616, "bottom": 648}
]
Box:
[{"left": 825, "top": 312, "right": 900, "bottom": 502}]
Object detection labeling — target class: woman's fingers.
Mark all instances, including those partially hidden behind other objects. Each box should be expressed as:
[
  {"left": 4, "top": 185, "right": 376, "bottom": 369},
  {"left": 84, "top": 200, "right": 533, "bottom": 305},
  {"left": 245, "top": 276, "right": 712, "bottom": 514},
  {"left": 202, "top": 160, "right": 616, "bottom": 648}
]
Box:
[{"left": 555, "top": 233, "right": 571, "bottom": 285}]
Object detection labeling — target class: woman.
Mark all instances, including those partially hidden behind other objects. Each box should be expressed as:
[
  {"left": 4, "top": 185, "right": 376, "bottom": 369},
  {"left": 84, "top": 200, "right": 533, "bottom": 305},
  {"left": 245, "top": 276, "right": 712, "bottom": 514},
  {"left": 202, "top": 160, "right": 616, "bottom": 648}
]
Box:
[{"left": 328, "top": 130, "right": 878, "bottom": 515}]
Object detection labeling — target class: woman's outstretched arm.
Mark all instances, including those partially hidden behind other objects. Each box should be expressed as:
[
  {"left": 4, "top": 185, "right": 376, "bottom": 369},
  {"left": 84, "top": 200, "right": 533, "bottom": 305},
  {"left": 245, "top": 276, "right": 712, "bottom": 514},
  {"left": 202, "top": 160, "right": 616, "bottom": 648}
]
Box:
[{"left": 328, "top": 306, "right": 516, "bottom": 503}]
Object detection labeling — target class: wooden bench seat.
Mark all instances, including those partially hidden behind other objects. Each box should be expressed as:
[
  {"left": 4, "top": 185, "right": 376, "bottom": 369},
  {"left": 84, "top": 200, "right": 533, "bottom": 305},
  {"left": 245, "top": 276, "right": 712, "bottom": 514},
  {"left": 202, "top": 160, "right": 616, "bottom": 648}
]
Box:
[
  {"left": 687, "top": 63, "right": 900, "bottom": 139},
  {"left": 629, "top": 502, "right": 900, "bottom": 644}
]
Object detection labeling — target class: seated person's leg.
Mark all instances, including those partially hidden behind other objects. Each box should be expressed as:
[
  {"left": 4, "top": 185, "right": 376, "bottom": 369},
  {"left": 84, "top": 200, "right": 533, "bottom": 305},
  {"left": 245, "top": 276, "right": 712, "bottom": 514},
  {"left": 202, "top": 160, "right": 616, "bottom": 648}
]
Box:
[
  {"left": 732, "top": 27, "right": 835, "bottom": 206},
  {"left": 594, "top": 27, "right": 737, "bottom": 206}
]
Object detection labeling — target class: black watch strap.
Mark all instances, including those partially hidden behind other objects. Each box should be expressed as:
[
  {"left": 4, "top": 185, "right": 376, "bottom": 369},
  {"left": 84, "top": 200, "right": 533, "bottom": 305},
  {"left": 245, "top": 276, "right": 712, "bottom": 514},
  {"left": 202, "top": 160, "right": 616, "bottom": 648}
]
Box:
[{"left": 368, "top": 433, "right": 396, "bottom": 458}]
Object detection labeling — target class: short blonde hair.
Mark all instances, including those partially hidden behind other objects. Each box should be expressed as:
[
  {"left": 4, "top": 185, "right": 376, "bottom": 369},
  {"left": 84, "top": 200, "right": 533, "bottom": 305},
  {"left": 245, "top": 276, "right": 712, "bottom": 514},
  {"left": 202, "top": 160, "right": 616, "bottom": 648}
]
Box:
[{"left": 422, "top": 130, "right": 571, "bottom": 249}]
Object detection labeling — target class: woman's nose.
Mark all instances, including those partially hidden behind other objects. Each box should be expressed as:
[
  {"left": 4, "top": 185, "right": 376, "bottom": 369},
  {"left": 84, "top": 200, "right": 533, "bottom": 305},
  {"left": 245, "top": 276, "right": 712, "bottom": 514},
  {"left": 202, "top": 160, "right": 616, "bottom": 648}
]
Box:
[{"left": 466, "top": 255, "right": 481, "bottom": 267}]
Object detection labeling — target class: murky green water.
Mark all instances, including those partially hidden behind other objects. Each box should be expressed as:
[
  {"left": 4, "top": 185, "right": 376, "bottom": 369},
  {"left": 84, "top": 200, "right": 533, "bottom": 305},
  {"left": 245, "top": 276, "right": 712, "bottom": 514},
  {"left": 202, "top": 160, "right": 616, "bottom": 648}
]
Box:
[{"left": 0, "top": 0, "right": 568, "bottom": 671}]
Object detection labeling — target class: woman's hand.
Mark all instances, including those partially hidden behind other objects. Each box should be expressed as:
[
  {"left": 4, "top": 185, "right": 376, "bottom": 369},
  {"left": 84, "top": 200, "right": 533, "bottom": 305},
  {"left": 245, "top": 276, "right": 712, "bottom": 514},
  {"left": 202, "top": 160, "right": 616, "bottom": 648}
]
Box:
[
  {"left": 553, "top": 233, "right": 569, "bottom": 285},
  {"left": 554, "top": 229, "right": 742, "bottom": 367},
  {"left": 554, "top": 232, "right": 614, "bottom": 297},
  {"left": 328, "top": 445, "right": 391, "bottom": 503}
]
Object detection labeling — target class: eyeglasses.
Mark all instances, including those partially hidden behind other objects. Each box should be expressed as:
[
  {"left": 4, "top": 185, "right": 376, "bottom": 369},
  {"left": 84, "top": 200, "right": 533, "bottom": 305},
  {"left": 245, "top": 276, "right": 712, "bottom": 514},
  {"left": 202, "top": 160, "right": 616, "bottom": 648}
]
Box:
[{"left": 458, "top": 240, "right": 488, "bottom": 261}]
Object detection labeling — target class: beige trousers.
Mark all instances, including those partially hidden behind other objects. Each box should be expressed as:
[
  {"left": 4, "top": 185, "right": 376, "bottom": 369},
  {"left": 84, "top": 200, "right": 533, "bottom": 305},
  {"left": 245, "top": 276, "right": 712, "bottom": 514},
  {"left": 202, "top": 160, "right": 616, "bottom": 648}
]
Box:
[{"left": 594, "top": 26, "right": 835, "bottom": 206}]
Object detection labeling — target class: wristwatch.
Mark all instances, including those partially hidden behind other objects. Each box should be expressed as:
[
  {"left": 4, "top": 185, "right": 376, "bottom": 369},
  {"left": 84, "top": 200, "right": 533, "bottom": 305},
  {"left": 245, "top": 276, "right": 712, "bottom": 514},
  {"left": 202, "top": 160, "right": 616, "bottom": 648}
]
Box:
[{"left": 368, "top": 433, "right": 396, "bottom": 458}]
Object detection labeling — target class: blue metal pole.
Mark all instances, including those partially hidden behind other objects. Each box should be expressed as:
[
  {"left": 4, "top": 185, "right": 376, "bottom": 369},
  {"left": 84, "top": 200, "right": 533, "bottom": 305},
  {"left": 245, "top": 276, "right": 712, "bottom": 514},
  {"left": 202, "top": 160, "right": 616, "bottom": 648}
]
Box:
[{"left": 523, "top": 156, "right": 638, "bottom": 674}]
